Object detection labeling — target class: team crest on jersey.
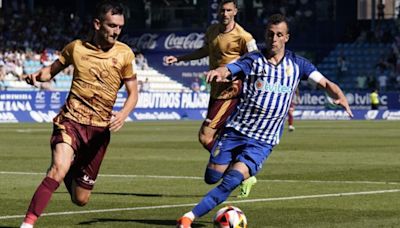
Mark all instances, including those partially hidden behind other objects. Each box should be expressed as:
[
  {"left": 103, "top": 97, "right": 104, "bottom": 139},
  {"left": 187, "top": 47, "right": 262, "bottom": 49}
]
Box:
[
  {"left": 212, "top": 145, "right": 220, "bottom": 157},
  {"left": 285, "top": 64, "right": 293, "bottom": 76},
  {"left": 111, "top": 57, "right": 118, "bottom": 66}
]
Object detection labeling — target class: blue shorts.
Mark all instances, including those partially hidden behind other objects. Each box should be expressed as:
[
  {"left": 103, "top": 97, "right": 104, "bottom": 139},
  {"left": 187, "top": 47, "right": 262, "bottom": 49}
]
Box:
[{"left": 209, "top": 128, "right": 273, "bottom": 176}]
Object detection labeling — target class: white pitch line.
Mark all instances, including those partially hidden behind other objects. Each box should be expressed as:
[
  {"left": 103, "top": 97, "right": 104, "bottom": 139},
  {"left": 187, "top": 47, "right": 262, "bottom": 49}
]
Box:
[
  {"left": 1, "top": 171, "right": 400, "bottom": 185},
  {"left": 0, "top": 128, "right": 50, "bottom": 133},
  {"left": 1, "top": 189, "right": 400, "bottom": 220}
]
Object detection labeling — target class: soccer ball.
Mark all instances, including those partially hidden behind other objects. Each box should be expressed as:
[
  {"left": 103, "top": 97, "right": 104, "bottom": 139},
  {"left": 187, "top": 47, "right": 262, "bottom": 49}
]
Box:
[{"left": 213, "top": 205, "right": 247, "bottom": 228}]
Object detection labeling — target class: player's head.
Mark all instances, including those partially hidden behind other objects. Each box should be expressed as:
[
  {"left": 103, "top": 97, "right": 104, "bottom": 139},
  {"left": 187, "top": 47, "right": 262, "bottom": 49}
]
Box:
[
  {"left": 265, "top": 14, "right": 290, "bottom": 56},
  {"left": 218, "top": 0, "right": 238, "bottom": 26},
  {"left": 93, "top": 0, "right": 125, "bottom": 48}
]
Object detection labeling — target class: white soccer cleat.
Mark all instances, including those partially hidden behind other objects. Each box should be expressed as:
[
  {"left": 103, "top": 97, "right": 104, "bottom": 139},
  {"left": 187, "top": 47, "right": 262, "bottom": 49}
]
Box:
[
  {"left": 20, "top": 223, "right": 33, "bottom": 228},
  {"left": 288, "top": 125, "right": 295, "bottom": 132}
]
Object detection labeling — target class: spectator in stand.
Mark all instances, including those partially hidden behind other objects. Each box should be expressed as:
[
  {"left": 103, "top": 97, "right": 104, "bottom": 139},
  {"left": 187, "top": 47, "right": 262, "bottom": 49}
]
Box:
[
  {"left": 141, "top": 77, "right": 150, "bottom": 92},
  {"left": 356, "top": 72, "right": 367, "bottom": 90},
  {"left": 376, "top": 68, "right": 388, "bottom": 91},
  {"left": 135, "top": 52, "right": 149, "bottom": 70},
  {"left": 336, "top": 55, "right": 348, "bottom": 83},
  {"left": 199, "top": 73, "right": 209, "bottom": 92},
  {"left": 137, "top": 79, "right": 143, "bottom": 92},
  {"left": 0, "top": 61, "right": 6, "bottom": 90},
  {"left": 191, "top": 77, "right": 201, "bottom": 92},
  {"left": 40, "top": 49, "right": 52, "bottom": 66}
]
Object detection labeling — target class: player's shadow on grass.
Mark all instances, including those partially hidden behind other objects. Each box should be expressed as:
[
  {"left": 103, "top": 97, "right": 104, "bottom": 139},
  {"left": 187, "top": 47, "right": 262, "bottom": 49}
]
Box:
[
  {"left": 91, "top": 191, "right": 205, "bottom": 198},
  {"left": 56, "top": 191, "right": 204, "bottom": 198},
  {"left": 78, "top": 218, "right": 208, "bottom": 227}
]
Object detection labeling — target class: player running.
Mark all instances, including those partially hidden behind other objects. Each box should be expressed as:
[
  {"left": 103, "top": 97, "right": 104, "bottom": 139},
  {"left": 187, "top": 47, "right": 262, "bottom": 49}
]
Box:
[
  {"left": 20, "top": 1, "right": 138, "bottom": 227},
  {"left": 176, "top": 13, "right": 353, "bottom": 228}
]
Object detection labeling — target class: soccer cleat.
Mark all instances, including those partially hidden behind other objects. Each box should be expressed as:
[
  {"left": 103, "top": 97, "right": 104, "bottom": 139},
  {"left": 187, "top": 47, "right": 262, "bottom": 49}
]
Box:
[
  {"left": 176, "top": 216, "right": 193, "bottom": 228},
  {"left": 288, "top": 125, "right": 295, "bottom": 132},
  {"left": 237, "top": 176, "right": 257, "bottom": 198},
  {"left": 20, "top": 223, "right": 33, "bottom": 228}
]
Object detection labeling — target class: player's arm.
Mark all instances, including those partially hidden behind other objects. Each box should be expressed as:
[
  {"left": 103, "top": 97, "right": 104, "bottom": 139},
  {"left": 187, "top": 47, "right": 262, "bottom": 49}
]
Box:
[
  {"left": 206, "top": 52, "right": 258, "bottom": 83},
  {"left": 24, "top": 60, "right": 66, "bottom": 86},
  {"left": 309, "top": 72, "right": 353, "bottom": 118},
  {"left": 165, "top": 46, "right": 209, "bottom": 64},
  {"left": 109, "top": 77, "right": 138, "bottom": 132}
]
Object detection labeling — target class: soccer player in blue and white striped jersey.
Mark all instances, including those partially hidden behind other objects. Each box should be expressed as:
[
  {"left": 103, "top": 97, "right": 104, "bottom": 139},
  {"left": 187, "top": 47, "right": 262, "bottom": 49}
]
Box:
[{"left": 176, "top": 14, "right": 353, "bottom": 228}]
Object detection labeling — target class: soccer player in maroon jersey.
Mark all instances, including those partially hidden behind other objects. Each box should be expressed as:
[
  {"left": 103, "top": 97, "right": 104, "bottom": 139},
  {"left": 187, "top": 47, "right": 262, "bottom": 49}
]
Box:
[{"left": 20, "top": 1, "right": 138, "bottom": 227}]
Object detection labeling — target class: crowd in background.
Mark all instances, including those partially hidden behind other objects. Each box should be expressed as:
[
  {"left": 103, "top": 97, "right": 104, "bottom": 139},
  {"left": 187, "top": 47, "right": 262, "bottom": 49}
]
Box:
[{"left": 1, "top": 1, "right": 400, "bottom": 93}]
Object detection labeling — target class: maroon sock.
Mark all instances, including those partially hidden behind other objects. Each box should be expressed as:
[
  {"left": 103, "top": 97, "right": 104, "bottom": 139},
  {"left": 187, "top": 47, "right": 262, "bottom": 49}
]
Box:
[
  {"left": 25, "top": 177, "right": 60, "bottom": 223},
  {"left": 288, "top": 114, "right": 294, "bottom": 126}
]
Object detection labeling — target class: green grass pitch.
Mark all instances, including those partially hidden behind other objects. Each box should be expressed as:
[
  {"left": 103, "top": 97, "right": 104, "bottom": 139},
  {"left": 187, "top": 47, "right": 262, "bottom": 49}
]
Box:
[{"left": 0, "top": 120, "right": 399, "bottom": 227}]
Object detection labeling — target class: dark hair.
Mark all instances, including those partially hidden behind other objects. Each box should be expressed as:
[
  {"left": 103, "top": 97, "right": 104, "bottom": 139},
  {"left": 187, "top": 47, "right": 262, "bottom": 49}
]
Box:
[
  {"left": 267, "top": 14, "right": 289, "bottom": 33},
  {"left": 220, "top": 0, "right": 238, "bottom": 7},
  {"left": 94, "top": 0, "right": 125, "bottom": 21}
]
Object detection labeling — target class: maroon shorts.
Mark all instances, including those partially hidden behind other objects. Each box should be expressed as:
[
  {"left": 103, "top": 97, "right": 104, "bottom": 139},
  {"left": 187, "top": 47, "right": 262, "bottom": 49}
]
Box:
[
  {"left": 202, "top": 98, "right": 239, "bottom": 130},
  {"left": 50, "top": 117, "right": 110, "bottom": 190}
]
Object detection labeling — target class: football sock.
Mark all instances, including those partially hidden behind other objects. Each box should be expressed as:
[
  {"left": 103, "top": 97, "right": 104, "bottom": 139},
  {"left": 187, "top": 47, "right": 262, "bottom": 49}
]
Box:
[
  {"left": 288, "top": 113, "right": 294, "bottom": 126},
  {"left": 24, "top": 177, "right": 60, "bottom": 224},
  {"left": 192, "top": 169, "right": 244, "bottom": 217},
  {"left": 204, "top": 167, "right": 223, "bottom": 184},
  {"left": 183, "top": 211, "right": 195, "bottom": 221}
]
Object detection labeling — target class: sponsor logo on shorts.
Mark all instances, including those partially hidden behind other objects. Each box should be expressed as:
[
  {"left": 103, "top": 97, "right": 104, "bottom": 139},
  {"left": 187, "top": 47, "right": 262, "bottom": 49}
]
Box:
[{"left": 82, "top": 174, "right": 96, "bottom": 185}]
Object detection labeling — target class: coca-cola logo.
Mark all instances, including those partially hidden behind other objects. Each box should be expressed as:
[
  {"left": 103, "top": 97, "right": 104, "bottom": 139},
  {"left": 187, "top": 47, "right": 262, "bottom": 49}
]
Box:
[
  {"left": 164, "top": 33, "right": 205, "bottom": 50},
  {"left": 120, "top": 33, "right": 158, "bottom": 50}
]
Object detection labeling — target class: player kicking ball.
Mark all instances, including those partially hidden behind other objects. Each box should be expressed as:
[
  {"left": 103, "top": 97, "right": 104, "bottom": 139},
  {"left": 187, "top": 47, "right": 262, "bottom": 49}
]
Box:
[{"left": 176, "top": 13, "right": 353, "bottom": 228}]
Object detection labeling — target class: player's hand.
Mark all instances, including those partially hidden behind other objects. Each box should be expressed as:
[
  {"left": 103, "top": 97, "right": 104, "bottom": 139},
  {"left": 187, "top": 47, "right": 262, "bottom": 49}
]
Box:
[
  {"left": 23, "top": 73, "right": 39, "bottom": 87},
  {"left": 109, "top": 111, "right": 127, "bottom": 132},
  {"left": 164, "top": 56, "right": 178, "bottom": 65},
  {"left": 333, "top": 98, "right": 354, "bottom": 118},
  {"left": 206, "top": 67, "right": 230, "bottom": 83}
]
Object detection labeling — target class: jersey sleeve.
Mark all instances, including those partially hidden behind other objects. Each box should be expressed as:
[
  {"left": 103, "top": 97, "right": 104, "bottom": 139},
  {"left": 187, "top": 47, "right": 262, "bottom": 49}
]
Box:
[
  {"left": 298, "top": 56, "right": 318, "bottom": 80},
  {"left": 242, "top": 32, "right": 258, "bottom": 52},
  {"left": 226, "top": 51, "right": 260, "bottom": 79},
  {"left": 121, "top": 50, "right": 136, "bottom": 80},
  {"left": 58, "top": 41, "right": 76, "bottom": 66}
]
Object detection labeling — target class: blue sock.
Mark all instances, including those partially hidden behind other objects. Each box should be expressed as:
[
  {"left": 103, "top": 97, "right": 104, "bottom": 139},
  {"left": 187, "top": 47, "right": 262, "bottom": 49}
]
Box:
[
  {"left": 204, "top": 167, "right": 223, "bottom": 184},
  {"left": 192, "top": 169, "right": 244, "bottom": 217}
]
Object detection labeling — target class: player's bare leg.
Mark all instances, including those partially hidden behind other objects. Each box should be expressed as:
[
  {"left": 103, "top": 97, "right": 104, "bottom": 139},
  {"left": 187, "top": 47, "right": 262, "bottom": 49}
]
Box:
[
  {"left": 198, "top": 125, "right": 218, "bottom": 152},
  {"left": 21, "top": 143, "right": 74, "bottom": 227},
  {"left": 69, "top": 179, "right": 92, "bottom": 206}
]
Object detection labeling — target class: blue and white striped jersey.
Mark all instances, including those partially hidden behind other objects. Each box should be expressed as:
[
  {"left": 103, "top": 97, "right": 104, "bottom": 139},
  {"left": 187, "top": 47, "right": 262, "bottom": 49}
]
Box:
[{"left": 225, "top": 50, "right": 317, "bottom": 145}]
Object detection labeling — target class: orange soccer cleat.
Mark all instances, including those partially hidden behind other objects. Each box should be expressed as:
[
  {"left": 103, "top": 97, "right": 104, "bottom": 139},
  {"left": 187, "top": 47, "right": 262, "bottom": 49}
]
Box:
[{"left": 176, "top": 216, "right": 193, "bottom": 228}]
